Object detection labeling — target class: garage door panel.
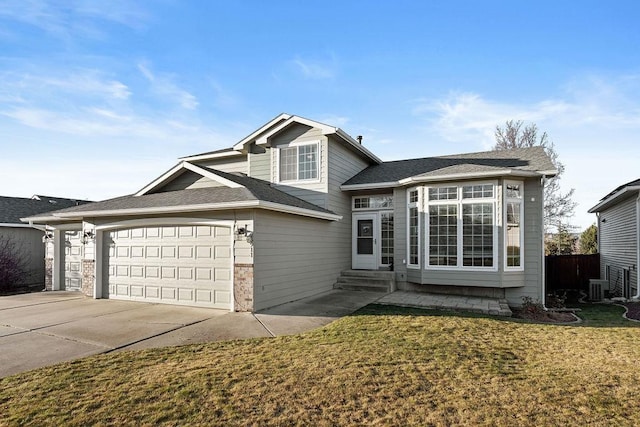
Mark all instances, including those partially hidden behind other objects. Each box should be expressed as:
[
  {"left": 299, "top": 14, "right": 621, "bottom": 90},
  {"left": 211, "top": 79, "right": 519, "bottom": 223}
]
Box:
[{"left": 105, "top": 224, "right": 232, "bottom": 308}]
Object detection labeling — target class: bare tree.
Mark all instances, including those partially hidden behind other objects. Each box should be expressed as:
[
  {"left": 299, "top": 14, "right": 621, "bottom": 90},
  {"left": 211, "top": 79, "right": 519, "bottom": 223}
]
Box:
[{"left": 494, "top": 120, "right": 576, "bottom": 231}]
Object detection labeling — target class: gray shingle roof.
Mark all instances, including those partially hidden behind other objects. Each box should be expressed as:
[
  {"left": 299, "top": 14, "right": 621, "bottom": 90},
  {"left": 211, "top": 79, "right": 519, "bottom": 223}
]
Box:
[
  {"left": 0, "top": 195, "right": 90, "bottom": 224},
  {"left": 343, "top": 146, "right": 556, "bottom": 186},
  {"left": 34, "top": 170, "right": 335, "bottom": 219}
]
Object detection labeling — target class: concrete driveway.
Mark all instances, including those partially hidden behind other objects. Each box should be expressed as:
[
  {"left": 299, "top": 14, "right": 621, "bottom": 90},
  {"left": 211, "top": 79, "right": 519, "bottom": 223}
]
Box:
[{"left": 0, "top": 289, "right": 382, "bottom": 378}]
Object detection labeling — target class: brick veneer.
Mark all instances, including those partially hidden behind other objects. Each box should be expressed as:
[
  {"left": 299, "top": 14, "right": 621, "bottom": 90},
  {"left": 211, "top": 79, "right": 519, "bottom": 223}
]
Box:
[
  {"left": 44, "top": 258, "right": 53, "bottom": 291},
  {"left": 82, "top": 259, "right": 95, "bottom": 297},
  {"left": 234, "top": 263, "right": 254, "bottom": 312}
]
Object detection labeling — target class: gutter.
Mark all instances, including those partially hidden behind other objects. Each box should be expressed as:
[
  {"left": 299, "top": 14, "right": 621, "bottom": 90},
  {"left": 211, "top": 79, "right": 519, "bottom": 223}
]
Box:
[
  {"left": 341, "top": 169, "right": 552, "bottom": 191},
  {"left": 24, "top": 200, "right": 341, "bottom": 223}
]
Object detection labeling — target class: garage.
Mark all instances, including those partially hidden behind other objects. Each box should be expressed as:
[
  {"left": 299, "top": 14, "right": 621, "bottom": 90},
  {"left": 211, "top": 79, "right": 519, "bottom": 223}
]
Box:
[{"left": 103, "top": 224, "right": 233, "bottom": 309}]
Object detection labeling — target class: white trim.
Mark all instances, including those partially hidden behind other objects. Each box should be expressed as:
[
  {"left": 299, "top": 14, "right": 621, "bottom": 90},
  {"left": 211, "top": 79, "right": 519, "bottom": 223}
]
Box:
[
  {"left": 48, "top": 200, "right": 341, "bottom": 221},
  {"left": 341, "top": 170, "right": 552, "bottom": 191},
  {"left": 179, "top": 150, "right": 244, "bottom": 162},
  {"left": 504, "top": 180, "right": 525, "bottom": 272},
  {"left": 256, "top": 116, "right": 334, "bottom": 146},
  {"left": 406, "top": 187, "right": 421, "bottom": 269},
  {"left": 0, "top": 222, "right": 37, "bottom": 228},
  {"left": 589, "top": 185, "right": 640, "bottom": 213},
  {"left": 334, "top": 128, "right": 382, "bottom": 164},
  {"left": 96, "top": 218, "right": 236, "bottom": 311},
  {"left": 232, "top": 113, "right": 292, "bottom": 150}
]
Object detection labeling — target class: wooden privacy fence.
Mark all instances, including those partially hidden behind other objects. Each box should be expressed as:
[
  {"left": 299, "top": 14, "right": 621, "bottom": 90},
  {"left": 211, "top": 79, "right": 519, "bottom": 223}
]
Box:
[{"left": 545, "top": 254, "right": 600, "bottom": 293}]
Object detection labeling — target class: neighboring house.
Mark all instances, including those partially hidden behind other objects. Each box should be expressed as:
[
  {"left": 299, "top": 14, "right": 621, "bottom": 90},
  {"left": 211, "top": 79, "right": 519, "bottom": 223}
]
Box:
[
  {"left": 24, "top": 114, "right": 557, "bottom": 311},
  {"left": 0, "top": 195, "right": 89, "bottom": 287},
  {"left": 588, "top": 178, "right": 640, "bottom": 298}
]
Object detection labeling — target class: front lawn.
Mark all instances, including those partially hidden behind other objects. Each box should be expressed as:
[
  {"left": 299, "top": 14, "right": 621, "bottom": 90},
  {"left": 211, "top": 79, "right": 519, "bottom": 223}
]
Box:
[{"left": 2, "top": 303, "right": 640, "bottom": 425}]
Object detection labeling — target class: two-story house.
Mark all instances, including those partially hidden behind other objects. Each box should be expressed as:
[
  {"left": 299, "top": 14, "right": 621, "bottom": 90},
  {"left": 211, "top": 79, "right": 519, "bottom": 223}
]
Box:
[{"left": 25, "top": 114, "right": 556, "bottom": 311}]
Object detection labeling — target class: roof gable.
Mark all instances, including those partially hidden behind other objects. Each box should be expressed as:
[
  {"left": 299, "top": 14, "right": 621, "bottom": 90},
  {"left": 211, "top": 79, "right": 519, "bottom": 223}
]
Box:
[{"left": 136, "top": 162, "right": 243, "bottom": 196}]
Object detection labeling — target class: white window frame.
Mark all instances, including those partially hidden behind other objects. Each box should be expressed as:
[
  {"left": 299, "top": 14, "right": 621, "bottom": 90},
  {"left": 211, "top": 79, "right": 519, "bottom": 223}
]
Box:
[
  {"left": 275, "top": 141, "right": 321, "bottom": 184},
  {"left": 425, "top": 181, "right": 498, "bottom": 272},
  {"left": 407, "top": 187, "right": 421, "bottom": 269},
  {"left": 352, "top": 195, "right": 394, "bottom": 211},
  {"left": 504, "top": 180, "right": 525, "bottom": 271}
]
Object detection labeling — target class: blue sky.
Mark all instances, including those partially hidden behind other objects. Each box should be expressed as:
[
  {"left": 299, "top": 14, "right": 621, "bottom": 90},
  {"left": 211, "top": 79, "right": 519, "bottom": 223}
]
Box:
[{"left": 1, "top": 0, "right": 639, "bottom": 230}]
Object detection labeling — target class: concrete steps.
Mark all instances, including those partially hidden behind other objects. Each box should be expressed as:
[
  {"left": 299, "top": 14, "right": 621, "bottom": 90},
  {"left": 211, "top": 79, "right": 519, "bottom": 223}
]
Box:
[{"left": 334, "top": 270, "right": 395, "bottom": 293}]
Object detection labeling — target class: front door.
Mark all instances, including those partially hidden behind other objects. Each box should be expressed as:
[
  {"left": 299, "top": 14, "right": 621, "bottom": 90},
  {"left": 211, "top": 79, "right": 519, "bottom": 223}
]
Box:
[{"left": 352, "top": 213, "right": 377, "bottom": 269}]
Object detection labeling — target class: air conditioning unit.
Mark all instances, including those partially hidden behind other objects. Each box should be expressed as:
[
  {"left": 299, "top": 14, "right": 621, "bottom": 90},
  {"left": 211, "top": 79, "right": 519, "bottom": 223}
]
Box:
[{"left": 589, "top": 279, "right": 610, "bottom": 301}]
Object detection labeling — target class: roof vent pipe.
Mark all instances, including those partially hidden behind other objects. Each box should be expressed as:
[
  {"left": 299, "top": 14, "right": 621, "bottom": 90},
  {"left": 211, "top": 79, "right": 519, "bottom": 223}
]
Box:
[{"left": 356, "top": 135, "right": 363, "bottom": 144}]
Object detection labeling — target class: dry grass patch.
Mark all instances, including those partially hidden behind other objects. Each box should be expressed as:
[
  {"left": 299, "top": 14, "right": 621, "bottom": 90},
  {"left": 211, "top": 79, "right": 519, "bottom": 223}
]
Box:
[{"left": 2, "top": 304, "right": 640, "bottom": 426}]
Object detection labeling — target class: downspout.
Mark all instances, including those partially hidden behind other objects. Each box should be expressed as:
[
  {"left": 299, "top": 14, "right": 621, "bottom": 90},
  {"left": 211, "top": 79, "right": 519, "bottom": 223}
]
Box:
[{"left": 541, "top": 176, "right": 548, "bottom": 309}]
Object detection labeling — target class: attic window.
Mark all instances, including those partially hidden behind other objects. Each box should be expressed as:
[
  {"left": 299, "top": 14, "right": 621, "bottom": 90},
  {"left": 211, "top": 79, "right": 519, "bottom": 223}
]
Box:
[{"left": 278, "top": 142, "right": 318, "bottom": 182}]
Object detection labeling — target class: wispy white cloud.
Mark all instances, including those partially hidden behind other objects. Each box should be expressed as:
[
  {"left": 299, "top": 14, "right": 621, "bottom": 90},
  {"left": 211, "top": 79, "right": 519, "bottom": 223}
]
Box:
[
  {"left": 413, "top": 74, "right": 640, "bottom": 149},
  {"left": 289, "top": 54, "right": 338, "bottom": 80},
  {"left": 0, "top": 0, "right": 149, "bottom": 40},
  {"left": 137, "top": 62, "right": 199, "bottom": 110}
]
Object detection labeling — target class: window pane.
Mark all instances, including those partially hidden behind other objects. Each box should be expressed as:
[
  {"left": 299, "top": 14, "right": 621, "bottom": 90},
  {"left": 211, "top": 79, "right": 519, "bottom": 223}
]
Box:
[
  {"left": 506, "top": 202, "right": 521, "bottom": 267},
  {"left": 429, "top": 204, "right": 457, "bottom": 266},
  {"left": 381, "top": 213, "right": 394, "bottom": 265},
  {"left": 462, "top": 184, "right": 494, "bottom": 199},
  {"left": 298, "top": 144, "right": 318, "bottom": 180},
  {"left": 506, "top": 184, "right": 521, "bottom": 199},
  {"left": 409, "top": 206, "right": 419, "bottom": 265},
  {"left": 428, "top": 186, "right": 458, "bottom": 201},
  {"left": 462, "top": 202, "right": 493, "bottom": 267},
  {"left": 279, "top": 147, "right": 297, "bottom": 181},
  {"left": 409, "top": 190, "right": 419, "bottom": 204}
]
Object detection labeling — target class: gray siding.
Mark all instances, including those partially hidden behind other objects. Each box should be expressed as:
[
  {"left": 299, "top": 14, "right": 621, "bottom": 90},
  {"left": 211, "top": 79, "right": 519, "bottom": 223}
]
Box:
[
  {"left": 0, "top": 226, "right": 45, "bottom": 286},
  {"left": 252, "top": 137, "right": 372, "bottom": 311},
  {"left": 252, "top": 211, "right": 342, "bottom": 310},
  {"left": 599, "top": 196, "right": 638, "bottom": 295},
  {"left": 194, "top": 156, "right": 248, "bottom": 173},
  {"left": 270, "top": 124, "right": 329, "bottom": 209},
  {"left": 155, "top": 171, "right": 223, "bottom": 192},
  {"left": 248, "top": 148, "right": 271, "bottom": 181},
  {"left": 504, "top": 178, "right": 543, "bottom": 305}
]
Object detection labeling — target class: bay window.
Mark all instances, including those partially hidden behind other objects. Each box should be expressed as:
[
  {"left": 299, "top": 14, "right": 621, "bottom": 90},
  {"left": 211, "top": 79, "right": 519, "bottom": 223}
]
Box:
[{"left": 426, "top": 183, "right": 497, "bottom": 270}]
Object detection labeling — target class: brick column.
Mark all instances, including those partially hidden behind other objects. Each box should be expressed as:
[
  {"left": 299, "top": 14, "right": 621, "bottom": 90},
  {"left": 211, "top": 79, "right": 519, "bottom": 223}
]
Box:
[
  {"left": 234, "top": 263, "right": 254, "bottom": 312},
  {"left": 82, "top": 259, "right": 95, "bottom": 297},
  {"left": 44, "top": 258, "right": 53, "bottom": 291}
]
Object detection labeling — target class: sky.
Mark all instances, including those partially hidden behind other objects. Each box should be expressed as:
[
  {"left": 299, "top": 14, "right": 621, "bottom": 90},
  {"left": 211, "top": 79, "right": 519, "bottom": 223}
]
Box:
[{"left": 1, "top": 0, "right": 639, "bottom": 231}]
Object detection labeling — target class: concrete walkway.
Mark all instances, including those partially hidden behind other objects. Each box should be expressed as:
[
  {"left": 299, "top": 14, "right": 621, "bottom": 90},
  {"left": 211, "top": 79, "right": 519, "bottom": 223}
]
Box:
[{"left": 377, "top": 291, "right": 513, "bottom": 316}]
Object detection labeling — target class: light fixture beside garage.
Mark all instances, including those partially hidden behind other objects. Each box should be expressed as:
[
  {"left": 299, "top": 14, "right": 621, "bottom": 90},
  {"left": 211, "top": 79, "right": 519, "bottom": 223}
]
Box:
[
  {"left": 81, "top": 229, "right": 95, "bottom": 244},
  {"left": 235, "top": 223, "right": 254, "bottom": 245}
]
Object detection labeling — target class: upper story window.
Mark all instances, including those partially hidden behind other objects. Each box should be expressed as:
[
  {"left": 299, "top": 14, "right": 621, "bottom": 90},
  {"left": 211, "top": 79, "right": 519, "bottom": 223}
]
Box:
[{"left": 278, "top": 142, "right": 318, "bottom": 182}]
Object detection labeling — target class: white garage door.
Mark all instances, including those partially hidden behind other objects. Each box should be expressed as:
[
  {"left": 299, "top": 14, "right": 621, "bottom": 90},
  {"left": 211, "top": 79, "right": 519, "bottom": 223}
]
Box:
[
  {"left": 104, "top": 225, "right": 232, "bottom": 309},
  {"left": 64, "top": 231, "right": 84, "bottom": 291}
]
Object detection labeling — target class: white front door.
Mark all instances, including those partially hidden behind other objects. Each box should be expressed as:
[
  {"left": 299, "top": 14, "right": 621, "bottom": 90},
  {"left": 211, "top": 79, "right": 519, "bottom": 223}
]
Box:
[{"left": 352, "top": 213, "right": 377, "bottom": 270}]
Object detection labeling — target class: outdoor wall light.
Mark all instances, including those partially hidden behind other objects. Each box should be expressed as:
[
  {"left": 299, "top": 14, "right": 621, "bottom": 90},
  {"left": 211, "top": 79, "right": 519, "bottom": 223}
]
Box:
[
  {"left": 42, "top": 231, "right": 54, "bottom": 243},
  {"left": 81, "top": 230, "right": 96, "bottom": 244}
]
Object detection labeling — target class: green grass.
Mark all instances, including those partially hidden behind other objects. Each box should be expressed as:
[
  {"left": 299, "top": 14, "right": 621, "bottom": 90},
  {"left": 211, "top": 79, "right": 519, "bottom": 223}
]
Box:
[{"left": 2, "top": 303, "right": 640, "bottom": 426}]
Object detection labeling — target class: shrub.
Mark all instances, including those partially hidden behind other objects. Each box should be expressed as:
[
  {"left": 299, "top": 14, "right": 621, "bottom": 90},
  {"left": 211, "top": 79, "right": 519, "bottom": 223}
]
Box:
[{"left": 0, "top": 236, "right": 30, "bottom": 292}]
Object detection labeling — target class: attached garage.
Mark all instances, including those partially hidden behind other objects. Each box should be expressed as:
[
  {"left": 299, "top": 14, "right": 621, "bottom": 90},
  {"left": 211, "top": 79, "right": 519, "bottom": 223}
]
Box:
[{"left": 102, "top": 224, "right": 233, "bottom": 309}]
